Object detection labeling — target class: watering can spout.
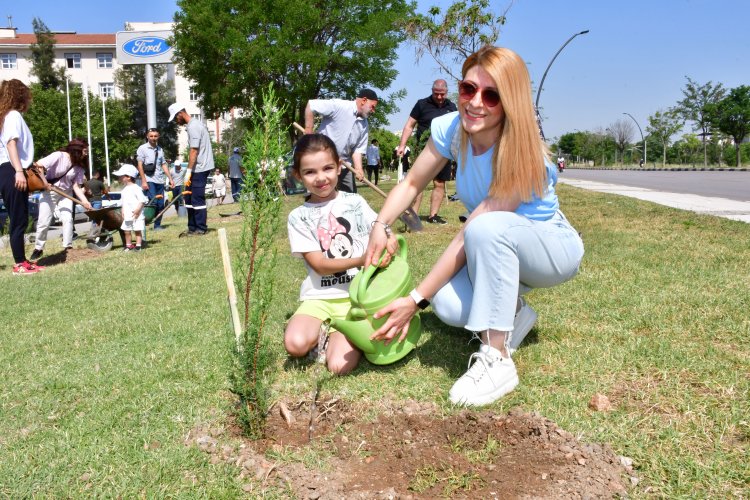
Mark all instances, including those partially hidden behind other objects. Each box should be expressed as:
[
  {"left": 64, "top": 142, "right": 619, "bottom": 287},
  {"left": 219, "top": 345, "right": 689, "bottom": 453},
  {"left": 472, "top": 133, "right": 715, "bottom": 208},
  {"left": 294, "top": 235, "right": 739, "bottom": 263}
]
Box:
[{"left": 328, "top": 318, "right": 378, "bottom": 354}]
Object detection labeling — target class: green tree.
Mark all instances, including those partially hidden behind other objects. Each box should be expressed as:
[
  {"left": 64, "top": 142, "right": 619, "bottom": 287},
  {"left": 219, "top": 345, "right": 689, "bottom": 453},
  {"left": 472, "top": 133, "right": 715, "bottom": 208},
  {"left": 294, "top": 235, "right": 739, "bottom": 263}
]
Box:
[
  {"left": 676, "top": 77, "right": 725, "bottom": 167},
  {"left": 29, "top": 17, "right": 67, "bottom": 90},
  {"left": 113, "top": 64, "right": 178, "bottom": 160},
  {"left": 707, "top": 85, "right": 750, "bottom": 167},
  {"left": 171, "top": 0, "right": 414, "bottom": 139},
  {"left": 646, "top": 109, "right": 684, "bottom": 167},
  {"left": 25, "top": 84, "right": 139, "bottom": 177},
  {"left": 402, "top": 0, "right": 512, "bottom": 80}
]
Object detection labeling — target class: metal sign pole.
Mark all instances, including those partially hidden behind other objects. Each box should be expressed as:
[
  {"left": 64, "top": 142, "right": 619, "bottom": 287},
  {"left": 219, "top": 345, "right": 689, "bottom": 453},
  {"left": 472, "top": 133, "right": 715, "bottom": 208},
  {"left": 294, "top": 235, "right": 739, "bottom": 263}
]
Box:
[{"left": 145, "top": 63, "right": 157, "bottom": 129}]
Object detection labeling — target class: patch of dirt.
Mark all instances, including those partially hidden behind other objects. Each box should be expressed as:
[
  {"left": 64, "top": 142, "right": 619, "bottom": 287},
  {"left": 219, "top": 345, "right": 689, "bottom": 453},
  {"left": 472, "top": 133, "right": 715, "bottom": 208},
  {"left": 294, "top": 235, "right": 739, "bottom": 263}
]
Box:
[
  {"left": 186, "top": 400, "right": 635, "bottom": 498},
  {"left": 37, "top": 247, "right": 106, "bottom": 266}
]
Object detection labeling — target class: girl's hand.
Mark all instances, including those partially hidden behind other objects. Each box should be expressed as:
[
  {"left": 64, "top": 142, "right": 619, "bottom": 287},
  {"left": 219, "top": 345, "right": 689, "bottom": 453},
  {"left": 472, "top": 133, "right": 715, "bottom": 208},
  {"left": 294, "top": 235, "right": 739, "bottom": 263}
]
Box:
[
  {"left": 365, "top": 222, "right": 391, "bottom": 267},
  {"left": 370, "top": 296, "right": 419, "bottom": 345},
  {"left": 14, "top": 171, "right": 27, "bottom": 191},
  {"left": 377, "top": 234, "right": 399, "bottom": 268}
]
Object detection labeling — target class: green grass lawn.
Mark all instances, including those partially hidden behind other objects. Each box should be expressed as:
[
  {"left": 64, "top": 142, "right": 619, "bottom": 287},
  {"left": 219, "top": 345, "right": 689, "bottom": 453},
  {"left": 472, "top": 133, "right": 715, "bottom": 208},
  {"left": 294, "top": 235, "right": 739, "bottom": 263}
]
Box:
[{"left": 1, "top": 182, "right": 748, "bottom": 497}]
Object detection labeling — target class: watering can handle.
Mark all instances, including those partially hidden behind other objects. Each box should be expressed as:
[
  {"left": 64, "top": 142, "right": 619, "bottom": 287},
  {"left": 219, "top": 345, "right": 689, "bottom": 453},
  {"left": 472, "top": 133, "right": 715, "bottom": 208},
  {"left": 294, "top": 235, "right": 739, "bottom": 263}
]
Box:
[{"left": 354, "top": 235, "right": 407, "bottom": 306}]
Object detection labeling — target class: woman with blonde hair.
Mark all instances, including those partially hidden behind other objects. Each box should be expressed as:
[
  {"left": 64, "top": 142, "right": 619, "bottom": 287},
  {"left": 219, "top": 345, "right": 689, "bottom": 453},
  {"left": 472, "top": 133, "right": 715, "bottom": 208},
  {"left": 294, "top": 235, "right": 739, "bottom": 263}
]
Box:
[
  {"left": 0, "top": 79, "right": 41, "bottom": 274},
  {"left": 365, "top": 46, "right": 584, "bottom": 406}
]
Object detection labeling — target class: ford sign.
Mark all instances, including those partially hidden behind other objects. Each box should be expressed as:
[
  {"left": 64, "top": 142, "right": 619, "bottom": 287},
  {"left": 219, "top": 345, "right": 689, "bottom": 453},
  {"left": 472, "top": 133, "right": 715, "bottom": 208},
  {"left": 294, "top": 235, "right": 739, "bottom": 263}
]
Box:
[{"left": 121, "top": 36, "right": 172, "bottom": 58}]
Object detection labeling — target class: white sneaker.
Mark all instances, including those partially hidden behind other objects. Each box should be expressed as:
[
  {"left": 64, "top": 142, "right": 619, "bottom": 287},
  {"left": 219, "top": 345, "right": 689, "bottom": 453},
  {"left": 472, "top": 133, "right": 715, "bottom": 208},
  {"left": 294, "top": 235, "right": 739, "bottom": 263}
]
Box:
[
  {"left": 509, "top": 299, "right": 537, "bottom": 353},
  {"left": 448, "top": 344, "right": 519, "bottom": 406}
]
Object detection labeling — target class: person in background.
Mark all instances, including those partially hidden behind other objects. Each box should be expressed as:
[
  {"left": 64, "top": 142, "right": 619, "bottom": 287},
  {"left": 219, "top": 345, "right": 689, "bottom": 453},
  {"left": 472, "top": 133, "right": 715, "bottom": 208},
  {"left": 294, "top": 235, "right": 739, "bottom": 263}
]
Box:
[
  {"left": 304, "top": 88, "right": 378, "bottom": 193},
  {"left": 168, "top": 103, "right": 214, "bottom": 236},
  {"left": 228, "top": 147, "right": 244, "bottom": 202},
  {"left": 170, "top": 160, "right": 185, "bottom": 209},
  {"left": 85, "top": 170, "right": 108, "bottom": 209},
  {"left": 365, "top": 138, "right": 382, "bottom": 185},
  {"left": 30, "top": 139, "right": 93, "bottom": 262},
  {"left": 113, "top": 164, "right": 148, "bottom": 252},
  {"left": 212, "top": 168, "right": 227, "bottom": 205},
  {"left": 136, "top": 128, "right": 173, "bottom": 231},
  {"left": 396, "top": 79, "right": 457, "bottom": 225},
  {"left": 0, "top": 79, "right": 41, "bottom": 274},
  {"left": 365, "top": 46, "right": 584, "bottom": 407}
]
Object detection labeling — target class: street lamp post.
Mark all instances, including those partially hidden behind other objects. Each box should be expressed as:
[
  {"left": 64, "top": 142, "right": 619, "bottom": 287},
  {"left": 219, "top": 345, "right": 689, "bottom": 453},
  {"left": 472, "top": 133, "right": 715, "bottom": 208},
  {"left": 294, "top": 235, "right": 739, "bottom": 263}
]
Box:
[
  {"left": 535, "top": 29, "right": 590, "bottom": 140},
  {"left": 623, "top": 112, "right": 646, "bottom": 167}
]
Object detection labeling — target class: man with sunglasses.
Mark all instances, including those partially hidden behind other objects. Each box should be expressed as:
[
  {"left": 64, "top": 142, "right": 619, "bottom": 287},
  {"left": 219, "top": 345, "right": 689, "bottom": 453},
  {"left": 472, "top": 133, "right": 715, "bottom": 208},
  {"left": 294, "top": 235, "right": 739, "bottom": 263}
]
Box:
[
  {"left": 304, "top": 89, "right": 378, "bottom": 193},
  {"left": 396, "top": 79, "right": 457, "bottom": 225}
]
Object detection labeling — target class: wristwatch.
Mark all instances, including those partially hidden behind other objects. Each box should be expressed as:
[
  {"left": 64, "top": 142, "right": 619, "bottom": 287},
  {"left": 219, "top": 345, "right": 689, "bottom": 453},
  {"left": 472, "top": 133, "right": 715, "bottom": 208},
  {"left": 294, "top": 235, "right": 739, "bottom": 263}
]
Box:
[{"left": 409, "top": 288, "right": 430, "bottom": 310}]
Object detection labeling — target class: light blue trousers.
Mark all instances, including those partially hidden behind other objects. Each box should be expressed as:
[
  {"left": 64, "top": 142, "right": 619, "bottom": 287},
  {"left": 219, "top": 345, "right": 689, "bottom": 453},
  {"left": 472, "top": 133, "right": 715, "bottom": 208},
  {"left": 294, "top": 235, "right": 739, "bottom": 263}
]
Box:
[{"left": 432, "top": 210, "right": 584, "bottom": 332}]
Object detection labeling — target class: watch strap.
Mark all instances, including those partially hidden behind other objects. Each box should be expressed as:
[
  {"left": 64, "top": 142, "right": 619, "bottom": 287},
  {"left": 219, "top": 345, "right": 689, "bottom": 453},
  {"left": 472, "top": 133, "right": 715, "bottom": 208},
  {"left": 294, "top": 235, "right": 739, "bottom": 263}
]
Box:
[{"left": 409, "top": 288, "right": 430, "bottom": 310}]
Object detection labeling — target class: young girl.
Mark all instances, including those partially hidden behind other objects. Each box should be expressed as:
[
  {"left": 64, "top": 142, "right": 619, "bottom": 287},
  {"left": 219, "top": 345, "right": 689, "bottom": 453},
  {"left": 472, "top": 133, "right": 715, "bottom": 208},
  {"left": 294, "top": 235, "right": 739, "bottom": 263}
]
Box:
[
  {"left": 113, "top": 164, "right": 148, "bottom": 252},
  {"left": 285, "top": 134, "right": 383, "bottom": 375}
]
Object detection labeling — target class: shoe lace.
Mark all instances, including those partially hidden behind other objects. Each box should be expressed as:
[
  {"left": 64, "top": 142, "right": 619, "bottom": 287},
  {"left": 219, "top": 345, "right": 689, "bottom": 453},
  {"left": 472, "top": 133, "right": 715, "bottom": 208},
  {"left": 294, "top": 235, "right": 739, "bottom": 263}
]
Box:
[{"left": 463, "top": 350, "right": 493, "bottom": 383}]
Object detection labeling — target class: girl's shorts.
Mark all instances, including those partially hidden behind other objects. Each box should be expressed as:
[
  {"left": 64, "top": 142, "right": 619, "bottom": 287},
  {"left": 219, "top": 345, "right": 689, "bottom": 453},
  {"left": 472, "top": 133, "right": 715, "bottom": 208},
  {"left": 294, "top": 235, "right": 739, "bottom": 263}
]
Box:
[
  {"left": 294, "top": 297, "right": 351, "bottom": 324},
  {"left": 121, "top": 218, "right": 145, "bottom": 231}
]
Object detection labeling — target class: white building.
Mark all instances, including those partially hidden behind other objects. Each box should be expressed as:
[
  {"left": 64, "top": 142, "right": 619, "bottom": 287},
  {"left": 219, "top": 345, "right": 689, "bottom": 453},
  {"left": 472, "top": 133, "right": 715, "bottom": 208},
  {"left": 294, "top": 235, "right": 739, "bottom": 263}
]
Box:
[{"left": 0, "top": 22, "right": 235, "bottom": 161}]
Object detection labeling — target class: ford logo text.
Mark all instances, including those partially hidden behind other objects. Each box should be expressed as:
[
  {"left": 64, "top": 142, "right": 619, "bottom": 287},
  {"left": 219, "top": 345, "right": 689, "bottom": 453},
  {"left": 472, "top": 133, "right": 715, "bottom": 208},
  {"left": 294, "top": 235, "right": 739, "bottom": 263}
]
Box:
[{"left": 122, "top": 37, "right": 172, "bottom": 58}]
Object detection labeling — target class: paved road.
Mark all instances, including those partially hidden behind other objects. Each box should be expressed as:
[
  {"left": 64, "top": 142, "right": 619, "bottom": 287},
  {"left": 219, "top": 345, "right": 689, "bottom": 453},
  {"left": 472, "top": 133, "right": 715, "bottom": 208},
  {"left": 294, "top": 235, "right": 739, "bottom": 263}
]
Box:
[
  {"left": 558, "top": 175, "right": 750, "bottom": 223},
  {"left": 561, "top": 169, "right": 749, "bottom": 202}
]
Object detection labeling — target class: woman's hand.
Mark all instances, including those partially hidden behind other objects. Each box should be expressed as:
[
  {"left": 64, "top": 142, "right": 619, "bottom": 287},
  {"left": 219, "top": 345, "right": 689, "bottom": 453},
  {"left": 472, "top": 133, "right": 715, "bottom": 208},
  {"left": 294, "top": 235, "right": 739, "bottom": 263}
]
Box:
[
  {"left": 370, "top": 296, "right": 419, "bottom": 345},
  {"left": 14, "top": 171, "right": 27, "bottom": 191}
]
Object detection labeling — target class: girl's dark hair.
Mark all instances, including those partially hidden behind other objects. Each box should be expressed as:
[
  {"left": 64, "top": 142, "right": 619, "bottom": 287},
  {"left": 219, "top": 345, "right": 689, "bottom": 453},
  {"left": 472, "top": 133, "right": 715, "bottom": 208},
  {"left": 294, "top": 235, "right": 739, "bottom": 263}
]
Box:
[
  {"left": 61, "top": 138, "right": 89, "bottom": 167},
  {"left": 292, "top": 133, "right": 339, "bottom": 173}
]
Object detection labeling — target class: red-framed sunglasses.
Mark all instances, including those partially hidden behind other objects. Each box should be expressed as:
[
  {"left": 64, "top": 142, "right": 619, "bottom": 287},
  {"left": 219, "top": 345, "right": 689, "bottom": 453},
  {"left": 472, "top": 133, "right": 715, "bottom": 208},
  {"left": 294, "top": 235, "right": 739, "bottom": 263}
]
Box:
[{"left": 458, "top": 81, "right": 501, "bottom": 108}]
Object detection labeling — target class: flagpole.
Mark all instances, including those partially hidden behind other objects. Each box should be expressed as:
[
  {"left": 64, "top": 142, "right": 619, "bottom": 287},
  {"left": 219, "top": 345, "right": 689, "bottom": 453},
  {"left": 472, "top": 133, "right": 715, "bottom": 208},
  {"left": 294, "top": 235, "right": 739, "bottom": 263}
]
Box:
[
  {"left": 83, "top": 78, "right": 93, "bottom": 177},
  {"left": 102, "top": 98, "right": 110, "bottom": 186},
  {"left": 65, "top": 78, "right": 72, "bottom": 141}
]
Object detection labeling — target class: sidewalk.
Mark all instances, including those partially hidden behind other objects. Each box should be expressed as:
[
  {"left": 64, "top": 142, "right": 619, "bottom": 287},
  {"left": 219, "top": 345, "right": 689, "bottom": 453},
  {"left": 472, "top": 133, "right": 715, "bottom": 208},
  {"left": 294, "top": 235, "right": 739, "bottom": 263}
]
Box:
[{"left": 558, "top": 178, "right": 750, "bottom": 224}]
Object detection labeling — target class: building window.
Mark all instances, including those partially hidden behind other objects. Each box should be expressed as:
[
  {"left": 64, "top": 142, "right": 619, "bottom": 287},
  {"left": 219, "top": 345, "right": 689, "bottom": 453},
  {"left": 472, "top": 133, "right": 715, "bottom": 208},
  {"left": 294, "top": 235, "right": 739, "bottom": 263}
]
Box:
[
  {"left": 64, "top": 53, "right": 81, "bottom": 69},
  {"left": 189, "top": 87, "right": 198, "bottom": 101},
  {"left": 1, "top": 53, "right": 17, "bottom": 69},
  {"left": 190, "top": 113, "right": 202, "bottom": 121},
  {"left": 96, "top": 53, "right": 113, "bottom": 69},
  {"left": 99, "top": 82, "right": 115, "bottom": 99}
]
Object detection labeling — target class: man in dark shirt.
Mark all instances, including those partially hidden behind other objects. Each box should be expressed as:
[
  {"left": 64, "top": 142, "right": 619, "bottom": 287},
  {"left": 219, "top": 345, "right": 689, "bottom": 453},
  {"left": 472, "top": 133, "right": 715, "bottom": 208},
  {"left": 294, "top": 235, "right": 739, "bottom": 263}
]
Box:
[
  {"left": 84, "top": 170, "right": 108, "bottom": 209},
  {"left": 396, "top": 79, "right": 457, "bottom": 224}
]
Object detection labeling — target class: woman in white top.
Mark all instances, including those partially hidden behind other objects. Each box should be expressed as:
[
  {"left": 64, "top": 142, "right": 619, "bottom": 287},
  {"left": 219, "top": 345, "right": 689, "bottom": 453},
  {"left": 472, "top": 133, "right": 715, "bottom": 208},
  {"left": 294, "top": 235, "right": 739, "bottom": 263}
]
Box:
[
  {"left": 0, "top": 79, "right": 40, "bottom": 275},
  {"left": 29, "top": 139, "right": 92, "bottom": 261}
]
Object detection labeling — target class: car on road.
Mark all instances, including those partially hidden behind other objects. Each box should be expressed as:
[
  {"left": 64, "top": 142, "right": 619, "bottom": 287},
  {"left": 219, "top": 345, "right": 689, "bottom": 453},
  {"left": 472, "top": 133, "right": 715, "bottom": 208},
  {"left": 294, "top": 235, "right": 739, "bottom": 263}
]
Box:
[{"left": 101, "top": 191, "right": 122, "bottom": 208}]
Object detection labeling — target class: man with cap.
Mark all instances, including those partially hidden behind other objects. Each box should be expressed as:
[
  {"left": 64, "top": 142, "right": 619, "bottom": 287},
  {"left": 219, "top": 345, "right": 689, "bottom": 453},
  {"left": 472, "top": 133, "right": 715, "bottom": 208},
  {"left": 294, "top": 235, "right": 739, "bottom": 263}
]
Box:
[
  {"left": 304, "top": 89, "right": 378, "bottom": 193},
  {"left": 396, "top": 79, "right": 457, "bottom": 225},
  {"left": 168, "top": 103, "right": 215, "bottom": 236},
  {"left": 228, "top": 146, "right": 244, "bottom": 202}
]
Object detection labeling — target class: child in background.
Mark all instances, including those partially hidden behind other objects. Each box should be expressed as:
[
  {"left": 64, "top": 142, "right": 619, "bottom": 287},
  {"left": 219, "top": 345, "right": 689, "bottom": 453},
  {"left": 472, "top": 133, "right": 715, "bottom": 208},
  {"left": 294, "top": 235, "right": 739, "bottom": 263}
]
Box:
[
  {"left": 113, "top": 164, "right": 148, "bottom": 252},
  {"left": 285, "top": 134, "right": 392, "bottom": 375},
  {"left": 212, "top": 168, "right": 227, "bottom": 204}
]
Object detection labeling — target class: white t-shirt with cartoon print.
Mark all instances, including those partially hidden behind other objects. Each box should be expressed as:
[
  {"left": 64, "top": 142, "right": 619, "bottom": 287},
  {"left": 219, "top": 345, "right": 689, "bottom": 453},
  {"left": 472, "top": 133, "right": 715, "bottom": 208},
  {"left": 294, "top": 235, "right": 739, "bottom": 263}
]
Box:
[{"left": 287, "top": 191, "right": 377, "bottom": 300}]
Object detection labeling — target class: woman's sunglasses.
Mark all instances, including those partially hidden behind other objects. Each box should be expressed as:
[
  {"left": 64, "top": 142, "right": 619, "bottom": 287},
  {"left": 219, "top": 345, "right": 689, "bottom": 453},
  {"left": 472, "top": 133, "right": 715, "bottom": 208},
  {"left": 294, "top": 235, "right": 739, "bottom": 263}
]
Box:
[{"left": 458, "top": 81, "right": 501, "bottom": 108}]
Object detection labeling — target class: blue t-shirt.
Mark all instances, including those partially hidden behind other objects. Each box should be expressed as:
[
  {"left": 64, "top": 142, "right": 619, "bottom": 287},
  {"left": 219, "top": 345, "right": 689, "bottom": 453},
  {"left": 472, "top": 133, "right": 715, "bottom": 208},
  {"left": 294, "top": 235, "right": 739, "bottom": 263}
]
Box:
[{"left": 430, "top": 112, "right": 558, "bottom": 221}]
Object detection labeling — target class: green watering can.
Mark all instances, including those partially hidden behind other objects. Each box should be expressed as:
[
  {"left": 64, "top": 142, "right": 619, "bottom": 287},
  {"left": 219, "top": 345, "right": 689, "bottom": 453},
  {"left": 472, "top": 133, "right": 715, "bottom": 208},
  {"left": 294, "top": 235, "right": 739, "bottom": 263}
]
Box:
[{"left": 328, "top": 235, "right": 422, "bottom": 365}]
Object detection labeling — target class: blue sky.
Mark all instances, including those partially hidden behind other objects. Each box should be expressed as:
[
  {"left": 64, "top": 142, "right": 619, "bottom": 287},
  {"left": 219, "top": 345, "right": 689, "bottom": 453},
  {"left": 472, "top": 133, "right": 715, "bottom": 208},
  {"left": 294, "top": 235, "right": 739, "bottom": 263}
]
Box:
[{"left": 5, "top": 0, "right": 749, "bottom": 141}]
